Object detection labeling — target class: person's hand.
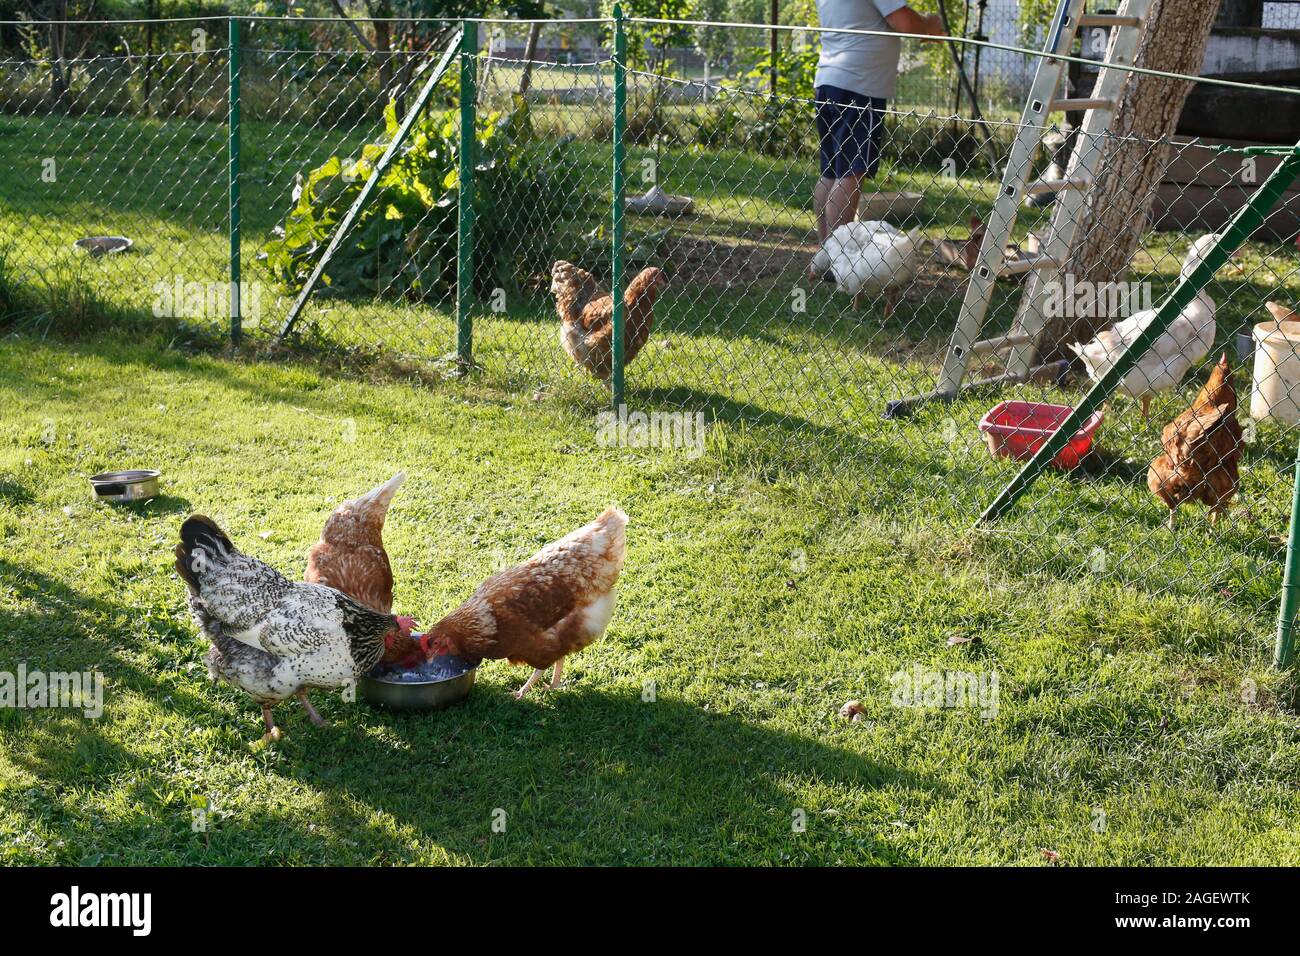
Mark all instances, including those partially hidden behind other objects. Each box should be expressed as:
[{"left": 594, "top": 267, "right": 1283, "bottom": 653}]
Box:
[{"left": 885, "top": 7, "right": 948, "bottom": 38}]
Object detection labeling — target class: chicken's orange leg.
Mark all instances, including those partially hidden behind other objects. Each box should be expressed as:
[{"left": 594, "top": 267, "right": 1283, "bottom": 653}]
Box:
[
  {"left": 514, "top": 668, "right": 546, "bottom": 700},
  {"left": 1166, "top": 507, "right": 1177, "bottom": 532},
  {"left": 550, "top": 658, "right": 565, "bottom": 689},
  {"left": 1141, "top": 394, "right": 1151, "bottom": 422},
  {"left": 262, "top": 705, "right": 282, "bottom": 743},
  {"left": 884, "top": 288, "right": 899, "bottom": 319},
  {"left": 296, "top": 690, "right": 328, "bottom": 727}
]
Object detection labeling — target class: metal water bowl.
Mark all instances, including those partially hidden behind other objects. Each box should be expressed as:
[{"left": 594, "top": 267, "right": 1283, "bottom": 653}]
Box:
[
  {"left": 89, "top": 469, "right": 161, "bottom": 503},
  {"left": 74, "top": 236, "right": 132, "bottom": 256},
  {"left": 359, "top": 657, "right": 477, "bottom": 711}
]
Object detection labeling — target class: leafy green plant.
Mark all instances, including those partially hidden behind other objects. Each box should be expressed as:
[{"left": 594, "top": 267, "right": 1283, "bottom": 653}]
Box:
[
  {"left": 684, "top": 36, "right": 820, "bottom": 158},
  {"left": 587, "top": 102, "right": 687, "bottom": 147},
  {"left": 743, "top": 42, "right": 820, "bottom": 102},
  {"left": 263, "top": 98, "right": 594, "bottom": 303},
  {"left": 688, "top": 94, "right": 814, "bottom": 158}
]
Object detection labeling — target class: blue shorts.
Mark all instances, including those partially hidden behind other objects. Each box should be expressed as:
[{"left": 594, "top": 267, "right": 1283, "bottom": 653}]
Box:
[{"left": 815, "top": 85, "right": 886, "bottom": 179}]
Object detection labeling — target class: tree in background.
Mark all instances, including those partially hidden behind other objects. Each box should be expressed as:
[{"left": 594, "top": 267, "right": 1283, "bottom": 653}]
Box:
[
  {"left": 737, "top": 0, "right": 819, "bottom": 98},
  {"left": 1040, "top": 0, "right": 1221, "bottom": 359},
  {"left": 600, "top": 0, "right": 694, "bottom": 72},
  {"left": 691, "top": 0, "right": 732, "bottom": 84},
  {"left": 327, "top": 0, "right": 454, "bottom": 111},
  {"left": 598, "top": 0, "right": 693, "bottom": 146},
  {"left": 323, "top": 0, "right": 550, "bottom": 113},
  {"left": 509, "top": 0, "right": 557, "bottom": 98},
  {"left": 20, "top": 0, "right": 108, "bottom": 107}
]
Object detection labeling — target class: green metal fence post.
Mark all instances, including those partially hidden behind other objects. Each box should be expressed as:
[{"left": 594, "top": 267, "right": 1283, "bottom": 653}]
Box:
[
  {"left": 456, "top": 19, "right": 477, "bottom": 367},
  {"left": 228, "top": 16, "right": 241, "bottom": 345},
  {"left": 979, "top": 141, "right": 1300, "bottom": 526},
  {"left": 1275, "top": 434, "right": 1300, "bottom": 668},
  {"left": 610, "top": 6, "right": 627, "bottom": 409}
]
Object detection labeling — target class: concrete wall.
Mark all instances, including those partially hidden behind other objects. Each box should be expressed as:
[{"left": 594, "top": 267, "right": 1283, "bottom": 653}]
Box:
[{"left": 1203, "top": 27, "right": 1300, "bottom": 76}]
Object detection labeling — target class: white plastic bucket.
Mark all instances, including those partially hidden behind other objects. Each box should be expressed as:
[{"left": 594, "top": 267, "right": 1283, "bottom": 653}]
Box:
[{"left": 1251, "top": 319, "right": 1300, "bottom": 424}]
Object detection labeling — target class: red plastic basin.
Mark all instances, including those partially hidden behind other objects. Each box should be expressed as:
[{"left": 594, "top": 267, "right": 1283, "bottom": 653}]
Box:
[{"left": 977, "top": 401, "right": 1104, "bottom": 471}]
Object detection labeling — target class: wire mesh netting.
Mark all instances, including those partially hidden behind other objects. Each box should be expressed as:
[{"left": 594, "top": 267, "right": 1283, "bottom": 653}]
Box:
[
  {"left": 244, "top": 25, "right": 462, "bottom": 362},
  {"left": 4, "top": 14, "right": 1300, "bottom": 655},
  {"left": 0, "top": 21, "right": 230, "bottom": 340}
]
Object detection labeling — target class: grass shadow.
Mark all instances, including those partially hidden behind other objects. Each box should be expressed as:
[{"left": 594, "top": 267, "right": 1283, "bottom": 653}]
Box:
[
  {"left": 0, "top": 475, "right": 35, "bottom": 506},
  {"left": 269, "top": 685, "right": 939, "bottom": 865}
]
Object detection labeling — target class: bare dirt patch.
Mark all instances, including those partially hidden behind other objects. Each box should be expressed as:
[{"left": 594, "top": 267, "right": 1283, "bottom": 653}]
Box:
[{"left": 660, "top": 234, "right": 810, "bottom": 287}]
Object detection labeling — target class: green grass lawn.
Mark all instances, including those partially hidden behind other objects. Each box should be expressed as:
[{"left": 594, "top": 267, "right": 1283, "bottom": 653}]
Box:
[
  {"left": 4, "top": 104, "right": 1300, "bottom": 865},
  {"left": 1, "top": 330, "right": 1299, "bottom": 865}
]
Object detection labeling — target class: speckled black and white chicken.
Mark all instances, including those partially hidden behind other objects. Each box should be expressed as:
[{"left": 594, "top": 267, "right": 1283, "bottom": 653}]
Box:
[{"left": 175, "top": 515, "right": 414, "bottom": 742}]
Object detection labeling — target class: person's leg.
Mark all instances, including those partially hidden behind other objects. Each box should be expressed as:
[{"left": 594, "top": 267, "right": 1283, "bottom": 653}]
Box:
[
  {"left": 812, "top": 87, "right": 836, "bottom": 263},
  {"left": 835, "top": 96, "right": 886, "bottom": 311},
  {"left": 809, "top": 175, "right": 839, "bottom": 281},
  {"left": 826, "top": 91, "right": 877, "bottom": 236},
  {"left": 813, "top": 175, "right": 834, "bottom": 244},
  {"left": 831, "top": 93, "right": 882, "bottom": 233},
  {"left": 825, "top": 172, "right": 864, "bottom": 235}
]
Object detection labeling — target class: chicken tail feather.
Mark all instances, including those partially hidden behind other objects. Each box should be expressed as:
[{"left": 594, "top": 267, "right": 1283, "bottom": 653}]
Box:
[
  {"left": 593, "top": 505, "right": 628, "bottom": 565},
  {"left": 350, "top": 471, "right": 406, "bottom": 525},
  {"left": 175, "top": 514, "right": 237, "bottom": 594}
]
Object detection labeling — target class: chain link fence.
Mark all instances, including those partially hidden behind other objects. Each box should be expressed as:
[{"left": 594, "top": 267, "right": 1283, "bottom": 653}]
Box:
[
  {"left": 0, "top": 20, "right": 229, "bottom": 345},
  {"left": 4, "top": 14, "right": 1300, "bottom": 657}
]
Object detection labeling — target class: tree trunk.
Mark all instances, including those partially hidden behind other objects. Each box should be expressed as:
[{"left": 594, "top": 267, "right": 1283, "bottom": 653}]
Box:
[
  {"left": 1041, "top": 0, "right": 1220, "bottom": 359},
  {"left": 144, "top": 12, "right": 154, "bottom": 115},
  {"left": 47, "top": 9, "right": 71, "bottom": 112},
  {"left": 516, "top": 22, "right": 542, "bottom": 97}
]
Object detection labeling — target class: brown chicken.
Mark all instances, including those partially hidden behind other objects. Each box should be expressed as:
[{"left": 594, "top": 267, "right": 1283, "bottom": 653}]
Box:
[
  {"left": 551, "top": 261, "right": 667, "bottom": 380},
  {"left": 418, "top": 506, "right": 627, "bottom": 698},
  {"left": 1147, "top": 353, "right": 1243, "bottom": 530},
  {"left": 305, "top": 472, "right": 419, "bottom": 665}
]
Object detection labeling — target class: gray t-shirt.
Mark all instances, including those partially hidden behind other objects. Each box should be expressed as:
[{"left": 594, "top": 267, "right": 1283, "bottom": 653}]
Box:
[{"left": 815, "top": 0, "right": 909, "bottom": 100}]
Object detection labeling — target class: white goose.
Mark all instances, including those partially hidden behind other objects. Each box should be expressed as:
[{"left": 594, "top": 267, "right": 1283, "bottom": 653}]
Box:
[
  {"left": 1070, "top": 233, "right": 1239, "bottom": 419},
  {"left": 811, "top": 220, "right": 922, "bottom": 316}
]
